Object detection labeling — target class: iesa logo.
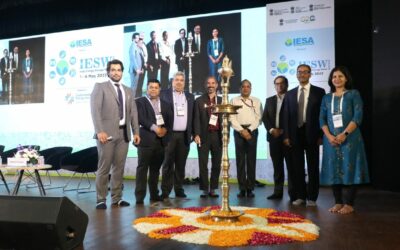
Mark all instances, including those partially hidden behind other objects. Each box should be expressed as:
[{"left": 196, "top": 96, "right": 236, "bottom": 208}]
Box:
[
  {"left": 285, "top": 37, "right": 315, "bottom": 47},
  {"left": 270, "top": 55, "right": 297, "bottom": 77},
  {"left": 70, "top": 39, "right": 92, "bottom": 48},
  {"left": 49, "top": 50, "right": 77, "bottom": 85}
]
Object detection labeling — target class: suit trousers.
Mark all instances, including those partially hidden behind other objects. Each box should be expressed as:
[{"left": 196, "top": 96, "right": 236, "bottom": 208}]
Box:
[
  {"left": 161, "top": 132, "right": 189, "bottom": 196},
  {"left": 136, "top": 69, "right": 146, "bottom": 97},
  {"left": 135, "top": 138, "right": 165, "bottom": 202},
  {"left": 96, "top": 127, "right": 129, "bottom": 203},
  {"left": 130, "top": 71, "right": 140, "bottom": 91},
  {"left": 147, "top": 65, "right": 159, "bottom": 82},
  {"left": 234, "top": 129, "right": 258, "bottom": 191},
  {"left": 269, "top": 138, "right": 295, "bottom": 199},
  {"left": 292, "top": 126, "right": 320, "bottom": 201},
  {"left": 197, "top": 131, "right": 222, "bottom": 191},
  {"left": 160, "top": 60, "right": 170, "bottom": 90}
]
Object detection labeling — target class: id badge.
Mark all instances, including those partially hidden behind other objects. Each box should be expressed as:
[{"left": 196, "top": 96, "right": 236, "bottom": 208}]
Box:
[
  {"left": 213, "top": 49, "right": 219, "bottom": 57},
  {"left": 156, "top": 114, "right": 165, "bottom": 126},
  {"left": 209, "top": 114, "right": 218, "bottom": 126},
  {"left": 332, "top": 114, "right": 343, "bottom": 128},
  {"left": 176, "top": 106, "right": 185, "bottom": 116}
]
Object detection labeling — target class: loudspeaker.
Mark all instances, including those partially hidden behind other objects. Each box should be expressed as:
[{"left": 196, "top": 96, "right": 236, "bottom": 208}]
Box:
[{"left": 0, "top": 196, "right": 88, "bottom": 250}]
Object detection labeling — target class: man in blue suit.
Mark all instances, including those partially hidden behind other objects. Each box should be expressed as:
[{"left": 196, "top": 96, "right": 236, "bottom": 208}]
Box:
[
  {"left": 135, "top": 79, "right": 173, "bottom": 204},
  {"left": 282, "top": 64, "right": 325, "bottom": 206},
  {"left": 128, "top": 32, "right": 143, "bottom": 97},
  {"left": 160, "top": 71, "right": 194, "bottom": 199}
]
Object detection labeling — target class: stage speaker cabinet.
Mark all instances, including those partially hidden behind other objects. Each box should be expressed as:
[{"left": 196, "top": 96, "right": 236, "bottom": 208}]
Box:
[{"left": 0, "top": 196, "right": 88, "bottom": 250}]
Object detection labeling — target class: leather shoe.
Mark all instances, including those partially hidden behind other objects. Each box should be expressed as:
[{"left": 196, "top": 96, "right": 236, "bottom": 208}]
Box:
[
  {"left": 247, "top": 190, "right": 255, "bottom": 198},
  {"left": 267, "top": 193, "right": 283, "bottom": 200},
  {"left": 200, "top": 192, "right": 208, "bottom": 198},
  {"left": 209, "top": 191, "right": 219, "bottom": 198},
  {"left": 112, "top": 200, "right": 130, "bottom": 207},
  {"left": 237, "top": 190, "right": 246, "bottom": 198},
  {"left": 175, "top": 192, "right": 187, "bottom": 198},
  {"left": 96, "top": 201, "right": 107, "bottom": 209},
  {"left": 150, "top": 196, "right": 163, "bottom": 202},
  {"left": 136, "top": 200, "right": 144, "bottom": 205}
]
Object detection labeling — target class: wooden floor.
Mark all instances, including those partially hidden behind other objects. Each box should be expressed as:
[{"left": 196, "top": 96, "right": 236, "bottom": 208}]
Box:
[{"left": 1, "top": 176, "right": 400, "bottom": 250}]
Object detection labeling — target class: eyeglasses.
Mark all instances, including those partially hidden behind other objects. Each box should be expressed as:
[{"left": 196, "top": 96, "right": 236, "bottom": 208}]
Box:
[{"left": 297, "top": 70, "right": 311, "bottom": 75}]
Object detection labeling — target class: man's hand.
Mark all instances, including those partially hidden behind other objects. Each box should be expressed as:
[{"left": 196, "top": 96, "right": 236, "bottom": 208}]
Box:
[
  {"left": 155, "top": 127, "right": 167, "bottom": 137},
  {"left": 240, "top": 129, "right": 252, "bottom": 140},
  {"left": 97, "top": 132, "right": 109, "bottom": 144},
  {"left": 194, "top": 135, "right": 201, "bottom": 146},
  {"left": 270, "top": 128, "right": 283, "bottom": 138},
  {"left": 283, "top": 138, "right": 291, "bottom": 147},
  {"left": 133, "top": 134, "right": 141, "bottom": 145}
]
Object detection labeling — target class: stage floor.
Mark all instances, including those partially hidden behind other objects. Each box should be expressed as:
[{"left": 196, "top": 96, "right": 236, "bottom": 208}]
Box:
[{"left": 1, "top": 176, "right": 399, "bottom": 250}]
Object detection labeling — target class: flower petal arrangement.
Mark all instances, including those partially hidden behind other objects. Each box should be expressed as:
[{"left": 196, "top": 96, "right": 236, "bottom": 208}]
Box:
[
  {"left": 133, "top": 206, "right": 319, "bottom": 247},
  {"left": 14, "top": 145, "right": 40, "bottom": 165}
]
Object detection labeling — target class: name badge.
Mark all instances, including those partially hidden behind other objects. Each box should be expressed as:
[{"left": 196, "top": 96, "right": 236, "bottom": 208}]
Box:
[
  {"left": 176, "top": 106, "right": 185, "bottom": 116},
  {"left": 156, "top": 114, "right": 165, "bottom": 126},
  {"left": 209, "top": 114, "right": 218, "bottom": 126},
  {"left": 332, "top": 114, "right": 343, "bottom": 128},
  {"left": 213, "top": 49, "right": 219, "bottom": 57}
]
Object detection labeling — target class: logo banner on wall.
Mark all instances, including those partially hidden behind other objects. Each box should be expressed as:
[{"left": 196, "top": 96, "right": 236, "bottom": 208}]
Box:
[{"left": 266, "top": 0, "right": 334, "bottom": 95}]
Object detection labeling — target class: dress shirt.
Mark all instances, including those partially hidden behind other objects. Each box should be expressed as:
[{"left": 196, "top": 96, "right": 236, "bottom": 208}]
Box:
[
  {"left": 297, "top": 82, "right": 311, "bottom": 124},
  {"left": 275, "top": 94, "right": 285, "bottom": 128},
  {"left": 229, "top": 95, "right": 262, "bottom": 132},
  {"left": 110, "top": 80, "right": 126, "bottom": 126},
  {"left": 172, "top": 90, "right": 187, "bottom": 131},
  {"left": 195, "top": 34, "right": 201, "bottom": 53},
  {"left": 160, "top": 40, "right": 173, "bottom": 61},
  {"left": 146, "top": 96, "right": 162, "bottom": 132}
]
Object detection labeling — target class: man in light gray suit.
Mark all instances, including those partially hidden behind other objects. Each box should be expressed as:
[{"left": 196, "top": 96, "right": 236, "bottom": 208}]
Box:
[
  {"left": 129, "top": 32, "right": 143, "bottom": 96},
  {"left": 91, "top": 59, "right": 140, "bottom": 209}
]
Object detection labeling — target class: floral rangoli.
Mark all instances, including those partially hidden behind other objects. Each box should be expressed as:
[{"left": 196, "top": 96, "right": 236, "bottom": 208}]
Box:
[{"left": 133, "top": 206, "right": 319, "bottom": 247}]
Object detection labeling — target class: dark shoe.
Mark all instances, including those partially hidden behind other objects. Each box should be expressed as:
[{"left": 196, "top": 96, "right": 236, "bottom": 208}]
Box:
[
  {"left": 175, "top": 192, "right": 187, "bottom": 198},
  {"left": 267, "top": 193, "right": 283, "bottom": 200},
  {"left": 247, "top": 190, "right": 255, "bottom": 198},
  {"left": 200, "top": 191, "right": 208, "bottom": 198},
  {"left": 255, "top": 180, "right": 266, "bottom": 187},
  {"left": 150, "top": 196, "right": 163, "bottom": 202},
  {"left": 237, "top": 190, "right": 246, "bottom": 198},
  {"left": 209, "top": 191, "right": 219, "bottom": 198},
  {"left": 112, "top": 200, "right": 130, "bottom": 207},
  {"left": 161, "top": 193, "right": 169, "bottom": 200},
  {"left": 136, "top": 200, "right": 144, "bottom": 205},
  {"left": 96, "top": 201, "right": 107, "bottom": 209}
]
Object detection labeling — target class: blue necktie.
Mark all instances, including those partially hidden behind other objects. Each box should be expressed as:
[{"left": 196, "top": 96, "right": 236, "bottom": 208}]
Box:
[{"left": 114, "top": 83, "right": 123, "bottom": 120}]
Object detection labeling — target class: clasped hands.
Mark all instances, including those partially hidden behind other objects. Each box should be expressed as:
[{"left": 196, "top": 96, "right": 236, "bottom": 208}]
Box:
[
  {"left": 240, "top": 129, "right": 252, "bottom": 140},
  {"left": 155, "top": 126, "right": 167, "bottom": 138},
  {"left": 328, "top": 132, "right": 347, "bottom": 146}
]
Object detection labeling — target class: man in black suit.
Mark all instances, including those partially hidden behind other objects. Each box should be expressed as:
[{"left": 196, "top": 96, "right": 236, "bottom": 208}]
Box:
[
  {"left": 263, "top": 76, "right": 294, "bottom": 201},
  {"left": 193, "top": 76, "right": 222, "bottom": 198},
  {"left": 174, "top": 28, "right": 189, "bottom": 88},
  {"left": 282, "top": 64, "right": 325, "bottom": 206},
  {"left": 0, "top": 49, "right": 10, "bottom": 99},
  {"left": 160, "top": 71, "right": 194, "bottom": 199},
  {"left": 135, "top": 79, "right": 173, "bottom": 204},
  {"left": 146, "top": 31, "right": 161, "bottom": 81},
  {"left": 192, "top": 25, "right": 207, "bottom": 94}
]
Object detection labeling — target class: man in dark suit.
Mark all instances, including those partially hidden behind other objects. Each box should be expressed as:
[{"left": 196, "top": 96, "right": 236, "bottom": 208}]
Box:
[
  {"left": 282, "top": 64, "right": 325, "bottom": 206},
  {"left": 193, "top": 76, "right": 222, "bottom": 198},
  {"left": 146, "top": 31, "right": 161, "bottom": 81},
  {"left": 263, "top": 76, "right": 294, "bottom": 201},
  {"left": 90, "top": 59, "right": 141, "bottom": 209},
  {"left": 160, "top": 71, "right": 194, "bottom": 199},
  {"left": 192, "top": 25, "right": 207, "bottom": 94},
  {"left": 0, "top": 49, "right": 10, "bottom": 99},
  {"left": 135, "top": 79, "right": 173, "bottom": 204},
  {"left": 174, "top": 28, "right": 189, "bottom": 88}
]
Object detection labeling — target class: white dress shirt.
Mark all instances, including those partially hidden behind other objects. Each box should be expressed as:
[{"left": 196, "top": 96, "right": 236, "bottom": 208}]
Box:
[
  {"left": 297, "top": 82, "right": 311, "bottom": 124},
  {"left": 229, "top": 95, "right": 263, "bottom": 132}
]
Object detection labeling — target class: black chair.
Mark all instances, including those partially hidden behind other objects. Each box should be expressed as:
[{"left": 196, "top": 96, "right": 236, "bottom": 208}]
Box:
[
  {"left": 1, "top": 145, "right": 41, "bottom": 164},
  {"left": 60, "top": 146, "right": 98, "bottom": 193},
  {"left": 36, "top": 146, "right": 73, "bottom": 189}
]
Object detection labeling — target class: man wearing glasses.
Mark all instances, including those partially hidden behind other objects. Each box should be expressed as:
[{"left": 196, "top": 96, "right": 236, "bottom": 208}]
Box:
[
  {"left": 282, "top": 64, "right": 325, "bottom": 207},
  {"left": 229, "top": 79, "right": 263, "bottom": 198}
]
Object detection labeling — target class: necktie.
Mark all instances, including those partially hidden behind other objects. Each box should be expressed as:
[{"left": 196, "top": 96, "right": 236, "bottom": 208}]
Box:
[
  {"left": 297, "top": 87, "right": 305, "bottom": 127},
  {"left": 114, "top": 83, "right": 123, "bottom": 120}
]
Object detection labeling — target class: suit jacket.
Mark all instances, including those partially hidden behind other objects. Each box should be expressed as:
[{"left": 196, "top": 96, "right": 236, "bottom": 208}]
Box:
[
  {"left": 282, "top": 84, "right": 325, "bottom": 145},
  {"left": 193, "top": 94, "right": 223, "bottom": 144},
  {"left": 160, "top": 88, "right": 195, "bottom": 146},
  {"left": 90, "top": 80, "right": 139, "bottom": 141},
  {"left": 146, "top": 41, "right": 161, "bottom": 68},
  {"left": 262, "top": 95, "right": 284, "bottom": 142},
  {"left": 207, "top": 38, "right": 225, "bottom": 59},
  {"left": 135, "top": 96, "right": 173, "bottom": 147},
  {"left": 129, "top": 43, "right": 143, "bottom": 74},
  {"left": 0, "top": 57, "right": 9, "bottom": 78},
  {"left": 174, "top": 38, "right": 188, "bottom": 65}
]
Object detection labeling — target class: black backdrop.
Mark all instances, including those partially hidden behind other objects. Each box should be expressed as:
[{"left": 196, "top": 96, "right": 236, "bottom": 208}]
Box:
[{"left": 0, "top": 0, "right": 398, "bottom": 191}]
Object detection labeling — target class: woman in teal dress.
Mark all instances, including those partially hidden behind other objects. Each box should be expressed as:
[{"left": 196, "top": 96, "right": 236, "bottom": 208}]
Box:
[{"left": 319, "top": 66, "right": 369, "bottom": 214}]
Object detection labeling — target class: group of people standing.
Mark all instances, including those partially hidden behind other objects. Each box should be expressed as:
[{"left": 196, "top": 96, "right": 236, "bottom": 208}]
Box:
[
  {"left": 128, "top": 25, "right": 225, "bottom": 96},
  {"left": 91, "top": 59, "right": 369, "bottom": 215},
  {"left": 0, "top": 46, "right": 34, "bottom": 103}
]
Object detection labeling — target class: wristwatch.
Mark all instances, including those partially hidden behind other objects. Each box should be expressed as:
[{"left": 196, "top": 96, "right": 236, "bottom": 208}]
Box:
[{"left": 344, "top": 131, "right": 349, "bottom": 136}]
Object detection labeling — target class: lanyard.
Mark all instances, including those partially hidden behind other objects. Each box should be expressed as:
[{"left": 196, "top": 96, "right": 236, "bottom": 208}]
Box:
[
  {"left": 146, "top": 96, "right": 161, "bottom": 114},
  {"left": 331, "top": 92, "right": 346, "bottom": 114}
]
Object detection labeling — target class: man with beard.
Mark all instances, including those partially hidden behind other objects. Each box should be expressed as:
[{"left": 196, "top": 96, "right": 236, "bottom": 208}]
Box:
[
  {"left": 90, "top": 59, "right": 141, "bottom": 209},
  {"left": 193, "top": 76, "right": 223, "bottom": 198}
]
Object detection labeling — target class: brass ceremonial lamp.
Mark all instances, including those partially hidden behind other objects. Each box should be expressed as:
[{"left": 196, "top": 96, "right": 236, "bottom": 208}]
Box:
[
  {"left": 185, "top": 32, "right": 195, "bottom": 94},
  {"left": 209, "top": 55, "right": 243, "bottom": 222}
]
